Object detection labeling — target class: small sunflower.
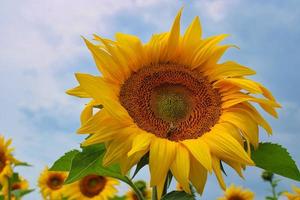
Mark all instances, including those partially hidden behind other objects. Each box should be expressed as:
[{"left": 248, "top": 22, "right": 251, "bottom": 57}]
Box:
[
  {"left": 10, "top": 176, "right": 29, "bottom": 200},
  {"left": 38, "top": 167, "right": 68, "bottom": 200},
  {"left": 126, "top": 180, "right": 151, "bottom": 200},
  {"left": 217, "top": 184, "right": 255, "bottom": 200},
  {"left": 65, "top": 174, "right": 119, "bottom": 200},
  {"left": 283, "top": 185, "right": 300, "bottom": 200},
  {"left": 0, "top": 136, "right": 16, "bottom": 187},
  {"left": 68, "top": 9, "right": 280, "bottom": 198}
]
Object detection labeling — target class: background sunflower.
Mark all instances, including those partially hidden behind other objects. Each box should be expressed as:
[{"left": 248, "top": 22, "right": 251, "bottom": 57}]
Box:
[
  {"left": 64, "top": 174, "right": 119, "bottom": 200},
  {"left": 217, "top": 184, "right": 254, "bottom": 200},
  {"left": 38, "top": 167, "right": 68, "bottom": 200}
]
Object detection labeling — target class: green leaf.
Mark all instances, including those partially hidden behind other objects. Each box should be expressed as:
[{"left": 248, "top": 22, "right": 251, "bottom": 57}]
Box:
[
  {"left": 10, "top": 172, "right": 21, "bottom": 184},
  {"left": 11, "top": 189, "right": 34, "bottom": 198},
  {"left": 251, "top": 143, "right": 300, "bottom": 181},
  {"left": 0, "top": 195, "right": 4, "bottom": 200},
  {"left": 50, "top": 150, "right": 80, "bottom": 171},
  {"left": 15, "top": 162, "right": 31, "bottom": 167},
  {"left": 132, "top": 153, "right": 149, "bottom": 179},
  {"left": 109, "top": 196, "right": 126, "bottom": 200},
  {"left": 162, "top": 191, "right": 195, "bottom": 200},
  {"left": 65, "top": 143, "right": 127, "bottom": 184}
]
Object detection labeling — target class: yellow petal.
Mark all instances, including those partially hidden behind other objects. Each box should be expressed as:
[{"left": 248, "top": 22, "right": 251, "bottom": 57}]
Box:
[
  {"left": 191, "top": 34, "right": 229, "bottom": 69},
  {"left": 83, "top": 38, "right": 125, "bottom": 83},
  {"left": 202, "top": 45, "right": 237, "bottom": 72},
  {"left": 66, "top": 86, "right": 91, "bottom": 98},
  {"left": 80, "top": 101, "right": 94, "bottom": 125},
  {"left": 215, "top": 78, "right": 262, "bottom": 94},
  {"left": 103, "top": 132, "right": 134, "bottom": 166},
  {"left": 149, "top": 138, "right": 176, "bottom": 186},
  {"left": 181, "top": 139, "right": 212, "bottom": 171},
  {"left": 203, "top": 126, "right": 254, "bottom": 165},
  {"left": 128, "top": 132, "right": 154, "bottom": 157},
  {"left": 170, "top": 143, "right": 191, "bottom": 193},
  {"left": 221, "top": 93, "right": 280, "bottom": 118},
  {"left": 156, "top": 176, "right": 167, "bottom": 200},
  {"left": 78, "top": 109, "right": 111, "bottom": 133},
  {"left": 189, "top": 156, "right": 207, "bottom": 195},
  {"left": 183, "top": 16, "right": 202, "bottom": 48},
  {"left": 120, "top": 148, "right": 148, "bottom": 175},
  {"left": 115, "top": 33, "right": 144, "bottom": 71},
  {"left": 75, "top": 73, "right": 119, "bottom": 102},
  {"left": 75, "top": 73, "right": 132, "bottom": 123},
  {"left": 166, "top": 8, "right": 182, "bottom": 60},
  {"left": 224, "top": 159, "right": 244, "bottom": 178},
  {"left": 212, "top": 156, "right": 226, "bottom": 190},
  {"left": 221, "top": 110, "right": 259, "bottom": 147},
  {"left": 94, "top": 35, "right": 131, "bottom": 79},
  {"left": 234, "top": 102, "right": 272, "bottom": 134},
  {"left": 206, "top": 61, "right": 256, "bottom": 81}
]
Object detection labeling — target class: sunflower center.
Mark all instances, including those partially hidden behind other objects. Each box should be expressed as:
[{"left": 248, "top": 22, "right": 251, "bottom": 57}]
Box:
[
  {"left": 47, "top": 174, "right": 64, "bottom": 190},
  {"left": 0, "top": 152, "right": 6, "bottom": 173},
  {"left": 120, "top": 64, "right": 221, "bottom": 141},
  {"left": 79, "top": 175, "right": 106, "bottom": 198},
  {"left": 152, "top": 85, "right": 192, "bottom": 123},
  {"left": 12, "top": 183, "right": 21, "bottom": 190},
  {"left": 228, "top": 195, "right": 244, "bottom": 200}
]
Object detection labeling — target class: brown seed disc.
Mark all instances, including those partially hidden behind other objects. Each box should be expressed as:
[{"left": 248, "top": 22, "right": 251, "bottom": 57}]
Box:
[
  {"left": 228, "top": 195, "right": 244, "bottom": 200},
  {"left": 47, "top": 174, "right": 65, "bottom": 190},
  {"left": 119, "top": 64, "right": 222, "bottom": 141},
  {"left": 0, "top": 152, "right": 6, "bottom": 173},
  {"left": 12, "top": 183, "right": 22, "bottom": 190},
  {"left": 79, "top": 175, "right": 106, "bottom": 197}
]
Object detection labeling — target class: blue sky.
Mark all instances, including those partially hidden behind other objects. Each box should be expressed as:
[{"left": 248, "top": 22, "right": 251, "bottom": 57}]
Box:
[{"left": 1, "top": 0, "right": 300, "bottom": 199}]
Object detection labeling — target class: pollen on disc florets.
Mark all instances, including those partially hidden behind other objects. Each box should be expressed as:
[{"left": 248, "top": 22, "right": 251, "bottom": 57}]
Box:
[{"left": 120, "top": 64, "right": 222, "bottom": 141}]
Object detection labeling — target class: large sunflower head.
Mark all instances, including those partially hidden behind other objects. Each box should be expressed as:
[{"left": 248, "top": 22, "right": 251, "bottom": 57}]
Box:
[
  {"left": 65, "top": 174, "right": 119, "bottom": 200},
  {"left": 68, "top": 9, "right": 280, "bottom": 198},
  {"left": 0, "top": 136, "right": 15, "bottom": 185},
  {"left": 283, "top": 185, "right": 300, "bottom": 200},
  {"left": 38, "top": 167, "right": 68, "bottom": 200},
  {"left": 217, "top": 184, "right": 255, "bottom": 200}
]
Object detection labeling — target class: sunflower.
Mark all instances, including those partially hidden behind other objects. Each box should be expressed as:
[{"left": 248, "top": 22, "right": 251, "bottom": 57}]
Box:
[
  {"left": 10, "top": 176, "right": 29, "bottom": 200},
  {"left": 0, "top": 136, "right": 15, "bottom": 189},
  {"left": 68, "top": 9, "right": 280, "bottom": 198},
  {"left": 217, "top": 184, "right": 254, "bottom": 200},
  {"left": 283, "top": 185, "right": 300, "bottom": 200},
  {"left": 65, "top": 174, "right": 119, "bottom": 200},
  {"left": 125, "top": 180, "right": 151, "bottom": 200},
  {"left": 38, "top": 167, "right": 68, "bottom": 200}
]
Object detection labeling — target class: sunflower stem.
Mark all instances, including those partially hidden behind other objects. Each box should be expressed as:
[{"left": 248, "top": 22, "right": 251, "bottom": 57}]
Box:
[
  {"left": 7, "top": 175, "right": 12, "bottom": 200},
  {"left": 126, "top": 177, "right": 145, "bottom": 200},
  {"left": 152, "top": 186, "right": 157, "bottom": 200}
]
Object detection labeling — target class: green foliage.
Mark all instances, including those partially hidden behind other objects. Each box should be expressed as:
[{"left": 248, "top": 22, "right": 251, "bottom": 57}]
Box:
[
  {"left": 11, "top": 189, "right": 35, "bottom": 199},
  {"left": 14, "top": 162, "right": 31, "bottom": 167},
  {"left": 11, "top": 172, "right": 21, "bottom": 184},
  {"left": 50, "top": 149, "right": 80, "bottom": 171},
  {"left": 132, "top": 153, "right": 149, "bottom": 179},
  {"left": 110, "top": 196, "right": 126, "bottom": 200},
  {"left": 161, "top": 191, "right": 195, "bottom": 200},
  {"left": 64, "top": 144, "right": 127, "bottom": 184},
  {"left": 251, "top": 143, "right": 300, "bottom": 181},
  {"left": 0, "top": 195, "right": 4, "bottom": 200}
]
